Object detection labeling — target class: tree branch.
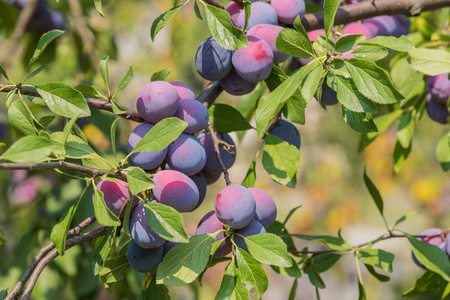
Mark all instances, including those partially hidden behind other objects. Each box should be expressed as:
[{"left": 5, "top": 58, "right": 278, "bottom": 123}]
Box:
[
  {"left": 302, "top": 0, "right": 450, "bottom": 31},
  {"left": 0, "top": 162, "right": 128, "bottom": 181},
  {"left": 5, "top": 215, "right": 97, "bottom": 300},
  {"left": 20, "top": 226, "right": 108, "bottom": 300},
  {"left": 203, "top": 0, "right": 224, "bottom": 9}
]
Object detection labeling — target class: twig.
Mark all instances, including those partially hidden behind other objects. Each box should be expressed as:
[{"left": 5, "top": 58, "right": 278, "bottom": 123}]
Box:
[
  {"left": 20, "top": 226, "right": 108, "bottom": 300},
  {"left": 5, "top": 215, "right": 97, "bottom": 300},
  {"left": 203, "top": 0, "right": 224, "bottom": 9},
  {"left": 0, "top": 0, "right": 39, "bottom": 68},
  {"left": 0, "top": 162, "right": 128, "bottom": 181},
  {"left": 302, "top": 0, "right": 450, "bottom": 31},
  {"left": 198, "top": 81, "right": 224, "bottom": 109},
  {"left": 206, "top": 122, "right": 232, "bottom": 186},
  {"left": 231, "top": 0, "right": 244, "bottom": 6},
  {"left": 68, "top": 0, "right": 100, "bottom": 73}
]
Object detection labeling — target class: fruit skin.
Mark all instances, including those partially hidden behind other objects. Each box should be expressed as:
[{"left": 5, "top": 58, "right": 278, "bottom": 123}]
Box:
[
  {"left": 226, "top": 1, "right": 243, "bottom": 26},
  {"left": 362, "top": 15, "right": 397, "bottom": 37},
  {"left": 196, "top": 210, "right": 232, "bottom": 257},
  {"left": 136, "top": 81, "right": 179, "bottom": 123},
  {"left": 232, "top": 36, "right": 274, "bottom": 83},
  {"left": 202, "top": 169, "right": 222, "bottom": 185},
  {"left": 426, "top": 94, "right": 449, "bottom": 125},
  {"left": 174, "top": 99, "right": 209, "bottom": 134},
  {"left": 236, "top": 2, "right": 278, "bottom": 30},
  {"left": 269, "top": 119, "right": 301, "bottom": 149},
  {"left": 248, "top": 187, "right": 277, "bottom": 228},
  {"left": 215, "top": 184, "right": 256, "bottom": 229},
  {"left": 128, "top": 122, "right": 168, "bottom": 170},
  {"left": 189, "top": 172, "right": 207, "bottom": 211},
  {"left": 427, "top": 73, "right": 450, "bottom": 104},
  {"left": 94, "top": 179, "right": 138, "bottom": 217},
  {"left": 234, "top": 219, "right": 266, "bottom": 253},
  {"left": 170, "top": 81, "right": 196, "bottom": 100},
  {"left": 127, "top": 240, "right": 164, "bottom": 273},
  {"left": 219, "top": 67, "right": 257, "bottom": 96},
  {"left": 247, "top": 24, "right": 290, "bottom": 64},
  {"left": 411, "top": 228, "right": 446, "bottom": 269},
  {"left": 270, "top": 0, "right": 306, "bottom": 25},
  {"left": 299, "top": 29, "right": 326, "bottom": 65},
  {"left": 195, "top": 36, "right": 232, "bottom": 81},
  {"left": 152, "top": 170, "right": 199, "bottom": 212},
  {"left": 166, "top": 133, "right": 207, "bottom": 176},
  {"left": 320, "top": 80, "right": 339, "bottom": 106},
  {"left": 342, "top": 22, "right": 376, "bottom": 40},
  {"left": 197, "top": 131, "right": 236, "bottom": 174},
  {"left": 129, "top": 201, "right": 166, "bottom": 249}
]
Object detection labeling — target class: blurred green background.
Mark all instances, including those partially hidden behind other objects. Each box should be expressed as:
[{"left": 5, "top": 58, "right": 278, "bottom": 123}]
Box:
[{"left": 0, "top": 0, "right": 449, "bottom": 299}]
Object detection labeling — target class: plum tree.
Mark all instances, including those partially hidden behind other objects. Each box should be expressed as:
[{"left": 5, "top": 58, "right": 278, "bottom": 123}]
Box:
[
  {"left": 215, "top": 184, "right": 256, "bottom": 229},
  {"left": 129, "top": 201, "right": 166, "bottom": 249},
  {"left": 94, "top": 179, "right": 138, "bottom": 216},
  {"left": 136, "top": 81, "right": 179, "bottom": 123},
  {"left": 166, "top": 133, "right": 207, "bottom": 176},
  {"left": 197, "top": 131, "right": 236, "bottom": 173},
  {"left": 195, "top": 210, "right": 232, "bottom": 257},
  {"left": 127, "top": 240, "right": 165, "bottom": 273},
  {"left": 234, "top": 219, "right": 266, "bottom": 252},
  {"left": 152, "top": 170, "right": 199, "bottom": 212},
  {"left": 412, "top": 228, "right": 447, "bottom": 269}
]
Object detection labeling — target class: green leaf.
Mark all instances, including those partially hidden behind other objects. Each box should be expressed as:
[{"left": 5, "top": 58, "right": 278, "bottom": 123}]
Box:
[
  {"left": 402, "top": 270, "right": 448, "bottom": 298},
  {"left": 24, "top": 64, "right": 50, "bottom": 82},
  {"left": 50, "top": 182, "right": 90, "bottom": 256},
  {"left": 140, "top": 277, "right": 171, "bottom": 300},
  {"left": 393, "top": 139, "right": 411, "bottom": 172},
  {"left": 314, "top": 253, "right": 341, "bottom": 273},
  {"left": 131, "top": 117, "right": 187, "bottom": 153},
  {"left": 391, "top": 57, "right": 423, "bottom": 98},
  {"left": 344, "top": 59, "right": 404, "bottom": 105},
  {"left": 262, "top": 134, "right": 301, "bottom": 188},
  {"left": 50, "top": 132, "right": 98, "bottom": 159},
  {"left": 215, "top": 262, "right": 249, "bottom": 300},
  {"left": 271, "top": 257, "right": 302, "bottom": 278},
  {"left": 209, "top": 103, "right": 252, "bottom": 132},
  {"left": 242, "top": 1, "right": 251, "bottom": 31},
  {"left": 342, "top": 107, "right": 378, "bottom": 133},
  {"left": 397, "top": 111, "right": 415, "bottom": 148},
  {"left": 293, "top": 15, "right": 310, "bottom": 42},
  {"left": 144, "top": 201, "right": 189, "bottom": 243},
  {"left": 110, "top": 117, "right": 119, "bottom": 163},
  {"left": 323, "top": 0, "right": 340, "bottom": 37},
  {"left": 93, "top": 227, "right": 118, "bottom": 276},
  {"left": 335, "top": 34, "right": 366, "bottom": 53},
  {"left": 358, "top": 278, "right": 367, "bottom": 300},
  {"left": 94, "top": 0, "right": 105, "bottom": 17},
  {"left": 116, "top": 66, "right": 133, "bottom": 92},
  {"left": 111, "top": 100, "right": 128, "bottom": 115},
  {"left": 74, "top": 83, "right": 101, "bottom": 97},
  {"left": 126, "top": 167, "right": 155, "bottom": 195},
  {"left": 100, "top": 55, "right": 109, "bottom": 91},
  {"left": 359, "top": 35, "right": 414, "bottom": 52},
  {"left": 327, "top": 72, "right": 378, "bottom": 113},
  {"left": 436, "top": 132, "right": 450, "bottom": 172},
  {"left": 364, "top": 264, "right": 390, "bottom": 282},
  {"left": 82, "top": 157, "right": 111, "bottom": 171},
  {"left": 235, "top": 248, "right": 268, "bottom": 299},
  {"left": 0, "top": 135, "right": 55, "bottom": 163},
  {"left": 301, "top": 64, "right": 324, "bottom": 103},
  {"left": 241, "top": 150, "right": 258, "bottom": 188},
  {"left": 359, "top": 110, "right": 403, "bottom": 151},
  {"left": 8, "top": 99, "right": 37, "bottom": 136},
  {"left": 304, "top": 262, "right": 325, "bottom": 289},
  {"left": 151, "top": 68, "right": 171, "bottom": 82},
  {"left": 0, "top": 289, "right": 7, "bottom": 300},
  {"left": 408, "top": 48, "right": 450, "bottom": 75},
  {"left": 204, "top": 5, "right": 248, "bottom": 51},
  {"left": 27, "top": 30, "right": 64, "bottom": 70},
  {"left": 5, "top": 89, "right": 15, "bottom": 108},
  {"left": 99, "top": 254, "right": 130, "bottom": 285},
  {"left": 244, "top": 233, "right": 292, "bottom": 267},
  {"left": 0, "top": 231, "right": 7, "bottom": 245},
  {"left": 406, "top": 233, "right": 450, "bottom": 281},
  {"left": 363, "top": 166, "right": 384, "bottom": 216},
  {"left": 357, "top": 248, "right": 394, "bottom": 272},
  {"left": 288, "top": 279, "right": 298, "bottom": 300},
  {"left": 36, "top": 82, "right": 91, "bottom": 118},
  {"left": 256, "top": 64, "right": 313, "bottom": 139},
  {"left": 193, "top": 0, "right": 202, "bottom": 20},
  {"left": 291, "top": 234, "right": 352, "bottom": 251},
  {"left": 393, "top": 211, "right": 420, "bottom": 228},
  {"left": 151, "top": 2, "right": 186, "bottom": 41},
  {"left": 93, "top": 186, "right": 121, "bottom": 227},
  {"left": 275, "top": 28, "right": 315, "bottom": 58},
  {"left": 351, "top": 45, "right": 389, "bottom": 61},
  {"left": 157, "top": 234, "right": 216, "bottom": 286},
  {"left": 0, "top": 63, "right": 9, "bottom": 80}
]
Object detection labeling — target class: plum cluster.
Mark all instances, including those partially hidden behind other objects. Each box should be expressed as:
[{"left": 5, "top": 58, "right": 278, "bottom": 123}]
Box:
[
  {"left": 195, "top": 0, "right": 306, "bottom": 96},
  {"left": 196, "top": 185, "right": 277, "bottom": 256},
  {"left": 412, "top": 228, "right": 450, "bottom": 269},
  {"left": 4, "top": 0, "right": 65, "bottom": 33},
  {"left": 425, "top": 73, "right": 450, "bottom": 124}
]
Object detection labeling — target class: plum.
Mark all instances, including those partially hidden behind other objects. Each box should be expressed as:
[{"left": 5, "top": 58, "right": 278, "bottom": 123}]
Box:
[
  {"left": 215, "top": 184, "right": 256, "bottom": 229},
  {"left": 136, "top": 81, "right": 179, "bottom": 123},
  {"left": 127, "top": 240, "right": 164, "bottom": 273}
]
